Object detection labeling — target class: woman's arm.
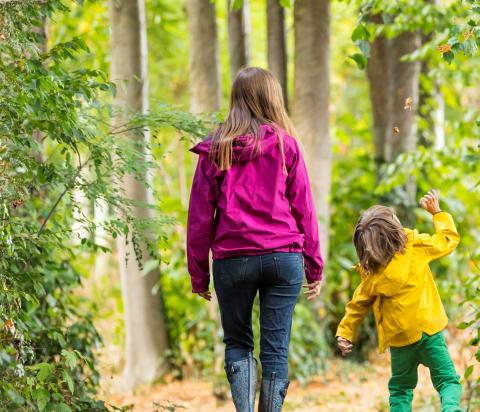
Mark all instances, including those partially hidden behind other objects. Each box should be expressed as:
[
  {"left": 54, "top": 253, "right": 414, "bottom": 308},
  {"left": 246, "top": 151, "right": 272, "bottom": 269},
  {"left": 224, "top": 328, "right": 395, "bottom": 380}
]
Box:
[
  {"left": 186, "top": 154, "right": 219, "bottom": 293},
  {"left": 285, "top": 140, "right": 324, "bottom": 283}
]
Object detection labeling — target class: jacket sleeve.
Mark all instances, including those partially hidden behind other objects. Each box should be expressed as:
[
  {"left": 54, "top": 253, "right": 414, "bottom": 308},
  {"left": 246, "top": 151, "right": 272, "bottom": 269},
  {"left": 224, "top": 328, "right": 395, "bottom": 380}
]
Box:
[
  {"left": 336, "top": 274, "right": 375, "bottom": 342},
  {"left": 286, "top": 140, "right": 324, "bottom": 282},
  {"left": 186, "top": 154, "right": 219, "bottom": 293},
  {"left": 414, "top": 212, "right": 460, "bottom": 261}
]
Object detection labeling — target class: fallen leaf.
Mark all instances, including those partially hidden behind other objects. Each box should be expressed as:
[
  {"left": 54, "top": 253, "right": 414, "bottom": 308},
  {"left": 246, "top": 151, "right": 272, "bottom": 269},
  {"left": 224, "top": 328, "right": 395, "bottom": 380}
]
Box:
[
  {"left": 437, "top": 44, "right": 452, "bottom": 54},
  {"left": 393, "top": 127, "right": 400, "bottom": 134},
  {"left": 404, "top": 97, "right": 413, "bottom": 110}
]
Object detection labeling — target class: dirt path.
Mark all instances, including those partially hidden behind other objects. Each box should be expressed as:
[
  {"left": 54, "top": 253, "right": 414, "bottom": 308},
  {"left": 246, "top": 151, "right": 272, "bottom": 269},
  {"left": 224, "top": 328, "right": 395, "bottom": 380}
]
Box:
[{"left": 99, "top": 339, "right": 472, "bottom": 412}]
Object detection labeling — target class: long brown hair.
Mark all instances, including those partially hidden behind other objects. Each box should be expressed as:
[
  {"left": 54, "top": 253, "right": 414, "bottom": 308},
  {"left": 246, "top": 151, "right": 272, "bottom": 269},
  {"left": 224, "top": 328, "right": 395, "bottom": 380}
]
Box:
[
  {"left": 210, "top": 67, "right": 296, "bottom": 171},
  {"left": 353, "top": 205, "right": 407, "bottom": 273}
]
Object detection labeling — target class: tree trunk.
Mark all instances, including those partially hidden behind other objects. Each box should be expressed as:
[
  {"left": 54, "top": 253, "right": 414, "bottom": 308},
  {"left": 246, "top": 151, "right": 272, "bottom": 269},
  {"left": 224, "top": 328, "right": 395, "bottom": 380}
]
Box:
[
  {"left": 227, "top": 0, "right": 250, "bottom": 80},
  {"left": 367, "top": 29, "right": 421, "bottom": 165},
  {"left": 186, "top": 0, "right": 221, "bottom": 113},
  {"left": 389, "top": 31, "right": 422, "bottom": 159},
  {"left": 267, "top": 0, "right": 288, "bottom": 107},
  {"left": 366, "top": 33, "right": 392, "bottom": 168},
  {"left": 110, "top": 0, "right": 169, "bottom": 390},
  {"left": 32, "top": 17, "right": 48, "bottom": 161},
  {"left": 293, "top": 0, "right": 331, "bottom": 260}
]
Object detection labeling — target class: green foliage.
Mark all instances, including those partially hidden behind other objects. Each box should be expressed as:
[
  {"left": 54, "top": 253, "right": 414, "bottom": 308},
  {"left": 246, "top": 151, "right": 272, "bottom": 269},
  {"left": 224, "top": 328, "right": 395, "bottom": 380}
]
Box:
[{"left": 0, "top": 0, "right": 211, "bottom": 409}]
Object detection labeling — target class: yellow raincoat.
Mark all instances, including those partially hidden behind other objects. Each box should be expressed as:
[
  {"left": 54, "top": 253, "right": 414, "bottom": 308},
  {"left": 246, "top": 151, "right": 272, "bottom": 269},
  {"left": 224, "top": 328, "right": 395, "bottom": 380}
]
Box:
[{"left": 336, "top": 212, "right": 460, "bottom": 353}]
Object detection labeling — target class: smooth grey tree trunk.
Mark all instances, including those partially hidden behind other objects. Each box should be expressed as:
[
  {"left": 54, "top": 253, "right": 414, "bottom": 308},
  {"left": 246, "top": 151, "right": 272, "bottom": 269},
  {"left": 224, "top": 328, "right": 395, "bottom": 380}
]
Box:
[
  {"left": 293, "top": 0, "right": 331, "bottom": 260},
  {"left": 186, "top": 0, "right": 221, "bottom": 113},
  {"left": 227, "top": 0, "right": 250, "bottom": 80},
  {"left": 110, "top": 0, "right": 169, "bottom": 390},
  {"left": 267, "top": 0, "right": 288, "bottom": 107}
]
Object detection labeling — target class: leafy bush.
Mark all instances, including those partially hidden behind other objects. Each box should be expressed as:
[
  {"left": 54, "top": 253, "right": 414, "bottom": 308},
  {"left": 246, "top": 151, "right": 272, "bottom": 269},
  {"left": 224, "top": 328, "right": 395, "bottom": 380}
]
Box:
[{"left": 0, "top": 1, "right": 209, "bottom": 409}]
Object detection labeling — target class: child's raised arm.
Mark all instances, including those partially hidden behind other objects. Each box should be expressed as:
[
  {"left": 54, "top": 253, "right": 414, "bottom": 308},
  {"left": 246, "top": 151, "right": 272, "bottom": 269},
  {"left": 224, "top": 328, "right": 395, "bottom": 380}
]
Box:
[{"left": 416, "top": 190, "right": 460, "bottom": 261}]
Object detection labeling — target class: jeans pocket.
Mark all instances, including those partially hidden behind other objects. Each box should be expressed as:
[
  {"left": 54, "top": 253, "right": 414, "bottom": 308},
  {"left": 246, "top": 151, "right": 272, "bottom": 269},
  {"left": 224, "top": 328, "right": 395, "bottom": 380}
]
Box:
[
  {"left": 215, "top": 257, "right": 249, "bottom": 287},
  {"left": 273, "top": 253, "right": 303, "bottom": 285}
]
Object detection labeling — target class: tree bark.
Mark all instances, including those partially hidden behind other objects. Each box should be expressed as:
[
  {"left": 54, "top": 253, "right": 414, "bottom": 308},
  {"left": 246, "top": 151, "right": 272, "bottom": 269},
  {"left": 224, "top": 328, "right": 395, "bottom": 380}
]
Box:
[
  {"left": 110, "top": 0, "right": 169, "bottom": 390},
  {"left": 293, "top": 0, "right": 331, "bottom": 260},
  {"left": 367, "top": 29, "right": 421, "bottom": 165},
  {"left": 186, "top": 0, "right": 221, "bottom": 113},
  {"left": 366, "top": 33, "right": 392, "bottom": 168},
  {"left": 389, "top": 31, "right": 422, "bottom": 159},
  {"left": 267, "top": 0, "right": 288, "bottom": 107},
  {"left": 227, "top": 0, "right": 250, "bottom": 80}
]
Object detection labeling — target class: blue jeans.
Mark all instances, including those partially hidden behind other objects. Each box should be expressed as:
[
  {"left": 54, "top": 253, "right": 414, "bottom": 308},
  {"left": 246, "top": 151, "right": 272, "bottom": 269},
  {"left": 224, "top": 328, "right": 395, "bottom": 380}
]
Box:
[{"left": 213, "top": 252, "right": 303, "bottom": 380}]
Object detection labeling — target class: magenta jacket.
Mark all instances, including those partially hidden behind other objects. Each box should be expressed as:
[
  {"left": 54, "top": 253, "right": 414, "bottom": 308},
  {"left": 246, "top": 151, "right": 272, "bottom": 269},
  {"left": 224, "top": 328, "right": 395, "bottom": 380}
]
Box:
[{"left": 186, "top": 124, "right": 323, "bottom": 293}]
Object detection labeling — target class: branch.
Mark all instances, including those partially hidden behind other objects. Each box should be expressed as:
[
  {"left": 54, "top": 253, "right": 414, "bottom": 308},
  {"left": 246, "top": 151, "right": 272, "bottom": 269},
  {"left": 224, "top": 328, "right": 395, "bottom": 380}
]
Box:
[{"left": 37, "top": 155, "right": 91, "bottom": 235}]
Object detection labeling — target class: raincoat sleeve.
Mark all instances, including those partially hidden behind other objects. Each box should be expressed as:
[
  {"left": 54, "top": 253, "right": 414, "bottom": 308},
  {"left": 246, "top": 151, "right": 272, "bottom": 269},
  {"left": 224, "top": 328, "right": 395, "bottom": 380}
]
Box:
[
  {"left": 414, "top": 212, "right": 460, "bottom": 261},
  {"left": 187, "top": 154, "right": 219, "bottom": 293},
  {"left": 336, "top": 269, "right": 376, "bottom": 342},
  {"left": 286, "top": 141, "right": 324, "bottom": 282}
]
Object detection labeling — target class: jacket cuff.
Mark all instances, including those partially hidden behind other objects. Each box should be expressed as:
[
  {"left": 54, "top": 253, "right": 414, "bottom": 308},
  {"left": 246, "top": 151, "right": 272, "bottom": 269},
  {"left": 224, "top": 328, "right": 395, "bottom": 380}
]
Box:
[
  {"left": 336, "top": 325, "right": 354, "bottom": 342},
  {"left": 191, "top": 274, "right": 210, "bottom": 293},
  {"left": 305, "top": 267, "right": 323, "bottom": 283}
]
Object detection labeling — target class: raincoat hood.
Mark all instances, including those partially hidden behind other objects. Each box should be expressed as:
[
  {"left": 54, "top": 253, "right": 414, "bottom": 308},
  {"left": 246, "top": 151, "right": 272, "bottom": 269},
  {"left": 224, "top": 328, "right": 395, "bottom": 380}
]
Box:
[{"left": 190, "top": 124, "right": 280, "bottom": 164}]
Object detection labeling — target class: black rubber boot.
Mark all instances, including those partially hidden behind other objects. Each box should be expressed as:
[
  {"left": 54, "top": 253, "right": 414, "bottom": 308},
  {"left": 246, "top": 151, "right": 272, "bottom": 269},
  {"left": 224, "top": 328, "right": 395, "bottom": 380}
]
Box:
[
  {"left": 258, "top": 372, "right": 289, "bottom": 412},
  {"left": 225, "top": 353, "right": 258, "bottom": 412}
]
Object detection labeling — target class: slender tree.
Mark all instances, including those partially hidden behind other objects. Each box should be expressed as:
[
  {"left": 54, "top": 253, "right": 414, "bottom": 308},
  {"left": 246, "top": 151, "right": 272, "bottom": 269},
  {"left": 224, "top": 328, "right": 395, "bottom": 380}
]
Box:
[
  {"left": 110, "top": 0, "right": 169, "bottom": 390},
  {"left": 186, "top": 0, "right": 223, "bottom": 373},
  {"left": 186, "top": 0, "right": 221, "bottom": 113},
  {"left": 267, "top": 0, "right": 288, "bottom": 107},
  {"left": 293, "top": 0, "right": 331, "bottom": 259},
  {"left": 227, "top": 0, "right": 250, "bottom": 80}
]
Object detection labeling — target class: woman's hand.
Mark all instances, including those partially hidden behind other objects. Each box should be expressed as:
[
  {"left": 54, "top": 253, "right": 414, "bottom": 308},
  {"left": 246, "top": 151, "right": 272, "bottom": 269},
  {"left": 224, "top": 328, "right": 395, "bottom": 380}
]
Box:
[
  {"left": 420, "top": 189, "right": 441, "bottom": 215},
  {"left": 303, "top": 280, "right": 322, "bottom": 300},
  {"left": 337, "top": 336, "right": 353, "bottom": 356},
  {"left": 197, "top": 291, "right": 212, "bottom": 301}
]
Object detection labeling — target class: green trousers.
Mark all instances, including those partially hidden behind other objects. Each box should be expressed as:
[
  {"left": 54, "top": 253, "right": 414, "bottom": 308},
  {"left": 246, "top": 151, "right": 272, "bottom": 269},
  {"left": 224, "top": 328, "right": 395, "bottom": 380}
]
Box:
[{"left": 389, "top": 331, "right": 463, "bottom": 412}]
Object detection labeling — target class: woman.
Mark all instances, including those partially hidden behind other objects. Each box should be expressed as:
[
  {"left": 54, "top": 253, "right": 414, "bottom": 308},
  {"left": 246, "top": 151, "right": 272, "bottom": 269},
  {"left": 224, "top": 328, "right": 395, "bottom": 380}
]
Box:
[{"left": 187, "top": 67, "right": 323, "bottom": 412}]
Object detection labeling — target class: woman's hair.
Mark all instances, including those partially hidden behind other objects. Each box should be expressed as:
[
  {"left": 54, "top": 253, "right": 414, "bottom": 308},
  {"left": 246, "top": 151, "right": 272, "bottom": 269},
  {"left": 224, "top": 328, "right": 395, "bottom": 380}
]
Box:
[
  {"left": 210, "top": 67, "right": 296, "bottom": 171},
  {"left": 353, "top": 205, "right": 407, "bottom": 273}
]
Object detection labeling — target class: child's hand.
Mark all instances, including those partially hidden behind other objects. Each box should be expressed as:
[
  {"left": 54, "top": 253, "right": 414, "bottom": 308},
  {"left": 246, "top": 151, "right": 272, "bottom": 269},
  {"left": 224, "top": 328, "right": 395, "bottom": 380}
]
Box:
[
  {"left": 336, "top": 336, "right": 353, "bottom": 356},
  {"left": 420, "top": 189, "right": 441, "bottom": 215}
]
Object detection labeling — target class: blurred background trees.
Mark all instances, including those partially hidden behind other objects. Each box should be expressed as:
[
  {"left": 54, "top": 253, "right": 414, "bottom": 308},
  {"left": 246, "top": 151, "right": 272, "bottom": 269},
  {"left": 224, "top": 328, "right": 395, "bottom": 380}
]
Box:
[{"left": 1, "top": 0, "right": 479, "bottom": 410}]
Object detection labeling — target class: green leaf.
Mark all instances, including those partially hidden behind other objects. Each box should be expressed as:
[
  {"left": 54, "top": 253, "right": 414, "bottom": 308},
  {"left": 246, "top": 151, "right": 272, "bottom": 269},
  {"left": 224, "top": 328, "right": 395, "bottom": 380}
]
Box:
[
  {"left": 32, "top": 388, "right": 49, "bottom": 412},
  {"left": 458, "top": 321, "right": 472, "bottom": 329},
  {"left": 61, "top": 349, "right": 77, "bottom": 370},
  {"left": 32, "top": 362, "right": 55, "bottom": 383},
  {"left": 56, "top": 403, "right": 72, "bottom": 412},
  {"left": 279, "top": 0, "right": 291, "bottom": 7},
  {"left": 464, "top": 364, "right": 474, "bottom": 378},
  {"left": 63, "top": 370, "right": 74, "bottom": 394},
  {"left": 442, "top": 51, "right": 455, "bottom": 64},
  {"left": 349, "top": 53, "right": 368, "bottom": 70},
  {"left": 356, "top": 40, "right": 371, "bottom": 58},
  {"left": 231, "top": 0, "right": 243, "bottom": 10},
  {"left": 351, "top": 24, "right": 370, "bottom": 42}
]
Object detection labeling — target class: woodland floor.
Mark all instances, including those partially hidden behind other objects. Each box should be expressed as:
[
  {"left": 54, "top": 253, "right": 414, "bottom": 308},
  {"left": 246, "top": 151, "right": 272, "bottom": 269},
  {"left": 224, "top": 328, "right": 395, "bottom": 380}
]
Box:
[{"left": 97, "top": 326, "right": 477, "bottom": 412}]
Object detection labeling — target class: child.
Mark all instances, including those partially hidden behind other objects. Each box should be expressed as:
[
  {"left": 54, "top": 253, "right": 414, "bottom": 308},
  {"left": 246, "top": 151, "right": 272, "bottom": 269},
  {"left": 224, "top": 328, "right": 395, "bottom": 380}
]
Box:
[{"left": 336, "top": 190, "right": 463, "bottom": 412}]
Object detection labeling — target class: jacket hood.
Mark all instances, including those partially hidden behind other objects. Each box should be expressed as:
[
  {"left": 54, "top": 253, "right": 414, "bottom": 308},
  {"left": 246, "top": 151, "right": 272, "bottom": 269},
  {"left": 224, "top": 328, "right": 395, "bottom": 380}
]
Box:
[
  {"left": 357, "top": 228, "right": 414, "bottom": 285},
  {"left": 190, "top": 124, "right": 281, "bottom": 163}
]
